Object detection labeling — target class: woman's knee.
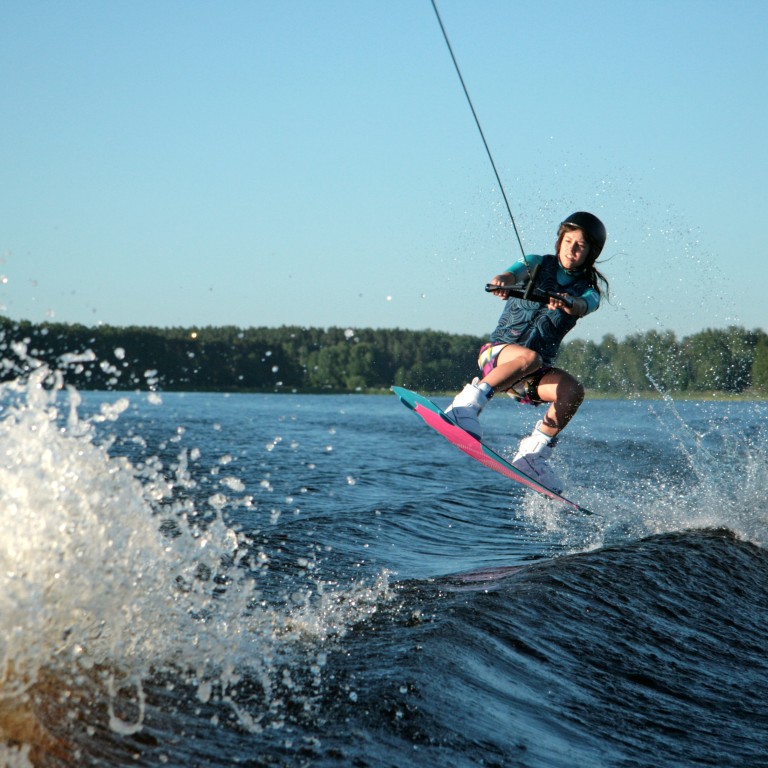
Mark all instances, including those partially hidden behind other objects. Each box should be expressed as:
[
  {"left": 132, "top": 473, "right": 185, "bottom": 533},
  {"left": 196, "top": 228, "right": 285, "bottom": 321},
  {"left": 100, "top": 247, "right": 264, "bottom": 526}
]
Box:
[
  {"left": 527, "top": 350, "right": 544, "bottom": 370},
  {"left": 540, "top": 370, "right": 583, "bottom": 405},
  {"left": 517, "top": 348, "right": 543, "bottom": 372},
  {"left": 560, "top": 378, "right": 584, "bottom": 409},
  {"left": 567, "top": 377, "right": 585, "bottom": 405}
]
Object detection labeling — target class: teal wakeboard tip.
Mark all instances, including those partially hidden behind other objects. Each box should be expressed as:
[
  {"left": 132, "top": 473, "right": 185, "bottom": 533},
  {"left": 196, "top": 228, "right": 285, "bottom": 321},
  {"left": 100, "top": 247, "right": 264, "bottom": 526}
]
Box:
[{"left": 391, "top": 386, "right": 416, "bottom": 411}]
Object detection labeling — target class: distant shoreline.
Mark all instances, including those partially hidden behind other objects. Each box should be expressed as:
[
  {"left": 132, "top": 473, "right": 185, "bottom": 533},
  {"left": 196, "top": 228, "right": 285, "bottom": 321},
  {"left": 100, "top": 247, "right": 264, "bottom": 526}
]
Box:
[
  {"left": 2, "top": 318, "right": 767, "bottom": 398},
  {"left": 225, "top": 387, "right": 767, "bottom": 402}
]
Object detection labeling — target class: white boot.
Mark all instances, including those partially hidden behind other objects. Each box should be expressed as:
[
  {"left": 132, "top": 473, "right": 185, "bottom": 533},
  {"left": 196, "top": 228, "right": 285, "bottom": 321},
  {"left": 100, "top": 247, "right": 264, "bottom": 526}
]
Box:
[
  {"left": 444, "top": 378, "right": 492, "bottom": 440},
  {"left": 511, "top": 421, "right": 564, "bottom": 492}
]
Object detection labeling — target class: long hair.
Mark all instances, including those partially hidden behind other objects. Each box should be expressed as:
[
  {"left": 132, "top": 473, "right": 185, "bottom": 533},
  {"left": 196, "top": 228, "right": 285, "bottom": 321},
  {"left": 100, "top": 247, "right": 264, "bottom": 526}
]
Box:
[{"left": 555, "top": 224, "right": 610, "bottom": 299}]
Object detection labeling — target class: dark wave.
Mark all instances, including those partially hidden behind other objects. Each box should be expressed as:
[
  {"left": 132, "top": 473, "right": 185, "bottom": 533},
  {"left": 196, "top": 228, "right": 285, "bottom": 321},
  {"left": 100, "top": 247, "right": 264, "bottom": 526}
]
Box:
[
  {"left": 307, "top": 528, "right": 768, "bottom": 767},
  {"left": 3, "top": 390, "right": 768, "bottom": 766}
]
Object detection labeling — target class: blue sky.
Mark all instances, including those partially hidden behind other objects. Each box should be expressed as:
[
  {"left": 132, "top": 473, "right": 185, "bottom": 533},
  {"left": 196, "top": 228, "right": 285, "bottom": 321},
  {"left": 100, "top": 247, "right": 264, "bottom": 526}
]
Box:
[{"left": 1, "top": 0, "right": 766, "bottom": 342}]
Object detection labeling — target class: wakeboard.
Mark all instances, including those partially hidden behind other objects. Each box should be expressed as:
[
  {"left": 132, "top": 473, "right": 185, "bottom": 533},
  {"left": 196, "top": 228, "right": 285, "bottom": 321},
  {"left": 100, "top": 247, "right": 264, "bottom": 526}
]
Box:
[{"left": 392, "top": 386, "right": 592, "bottom": 515}]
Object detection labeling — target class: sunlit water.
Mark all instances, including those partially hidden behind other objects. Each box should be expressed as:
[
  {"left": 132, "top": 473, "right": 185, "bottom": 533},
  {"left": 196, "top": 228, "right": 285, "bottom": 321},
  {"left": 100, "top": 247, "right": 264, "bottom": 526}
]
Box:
[{"left": 1, "top": 367, "right": 767, "bottom": 766}]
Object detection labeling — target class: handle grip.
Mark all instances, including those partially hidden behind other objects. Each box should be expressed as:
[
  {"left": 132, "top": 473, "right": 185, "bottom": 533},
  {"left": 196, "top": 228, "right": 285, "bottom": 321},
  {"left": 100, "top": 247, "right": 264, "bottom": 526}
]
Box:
[{"left": 484, "top": 282, "right": 573, "bottom": 308}]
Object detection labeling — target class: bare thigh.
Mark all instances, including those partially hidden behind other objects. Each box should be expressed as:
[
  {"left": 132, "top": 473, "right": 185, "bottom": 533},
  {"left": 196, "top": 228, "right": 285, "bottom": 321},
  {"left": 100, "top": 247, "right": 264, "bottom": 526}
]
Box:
[{"left": 482, "top": 344, "right": 542, "bottom": 391}]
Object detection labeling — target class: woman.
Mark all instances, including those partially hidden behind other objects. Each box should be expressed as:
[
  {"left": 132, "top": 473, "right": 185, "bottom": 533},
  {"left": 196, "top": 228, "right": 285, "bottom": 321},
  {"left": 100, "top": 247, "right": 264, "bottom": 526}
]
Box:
[{"left": 444, "top": 211, "right": 609, "bottom": 493}]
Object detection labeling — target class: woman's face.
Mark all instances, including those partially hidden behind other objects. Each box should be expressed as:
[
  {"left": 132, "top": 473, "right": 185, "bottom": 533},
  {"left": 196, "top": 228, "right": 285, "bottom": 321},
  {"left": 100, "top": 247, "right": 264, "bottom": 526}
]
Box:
[{"left": 558, "top": 228, "right": 590, "bottom": 270}]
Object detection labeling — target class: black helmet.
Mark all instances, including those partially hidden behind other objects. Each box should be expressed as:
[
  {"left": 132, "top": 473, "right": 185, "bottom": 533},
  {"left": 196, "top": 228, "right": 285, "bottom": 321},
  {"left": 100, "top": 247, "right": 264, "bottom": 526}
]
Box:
[{"left": 561, "top": 212, "right": 607, "bottom": 260}]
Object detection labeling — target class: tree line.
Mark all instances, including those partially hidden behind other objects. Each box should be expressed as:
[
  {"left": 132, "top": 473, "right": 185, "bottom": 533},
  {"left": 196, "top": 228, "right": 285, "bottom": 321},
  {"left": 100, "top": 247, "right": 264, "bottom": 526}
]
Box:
[{"left": 1, "top": 316, "right": 767, "bottom": 396}]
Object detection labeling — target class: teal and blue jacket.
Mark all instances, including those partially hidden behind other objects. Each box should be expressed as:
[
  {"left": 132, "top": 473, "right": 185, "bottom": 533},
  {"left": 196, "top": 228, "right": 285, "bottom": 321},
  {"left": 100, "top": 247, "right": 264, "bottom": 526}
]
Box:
[{"left": 489, "top": 254, "right": 600, "bottom": 366}]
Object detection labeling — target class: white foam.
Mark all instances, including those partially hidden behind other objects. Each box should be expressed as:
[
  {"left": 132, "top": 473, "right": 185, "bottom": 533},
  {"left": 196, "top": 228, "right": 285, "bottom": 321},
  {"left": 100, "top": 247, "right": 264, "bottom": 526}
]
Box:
[{"left": 0, "top": 362, "right": 393, "bottom": 737}]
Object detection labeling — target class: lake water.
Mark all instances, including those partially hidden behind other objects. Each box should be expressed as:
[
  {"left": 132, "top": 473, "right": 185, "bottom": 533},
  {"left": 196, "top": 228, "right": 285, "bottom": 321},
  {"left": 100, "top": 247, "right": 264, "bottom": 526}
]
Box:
[{"left": 1, "top": 373, "right": 767, "bottom": 766}]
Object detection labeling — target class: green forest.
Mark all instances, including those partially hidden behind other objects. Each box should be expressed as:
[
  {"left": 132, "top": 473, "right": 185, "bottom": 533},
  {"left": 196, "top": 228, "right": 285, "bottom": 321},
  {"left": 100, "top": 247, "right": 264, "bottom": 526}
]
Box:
[{"left": 1, "top": 316, "right": 768, "bottom": 397}]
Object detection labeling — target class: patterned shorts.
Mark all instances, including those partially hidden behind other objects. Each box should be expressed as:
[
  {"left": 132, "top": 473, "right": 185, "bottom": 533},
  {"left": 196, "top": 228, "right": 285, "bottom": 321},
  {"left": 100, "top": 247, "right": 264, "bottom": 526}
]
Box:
[{"left": 477, "top": 343, "right": 551, "bottom": 406}]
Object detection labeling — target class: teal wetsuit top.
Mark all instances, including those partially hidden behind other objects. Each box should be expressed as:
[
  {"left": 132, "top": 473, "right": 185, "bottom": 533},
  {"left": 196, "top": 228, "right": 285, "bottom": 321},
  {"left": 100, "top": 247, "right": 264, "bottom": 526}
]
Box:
[
  {"left": 507, "top": 254, "right": 600, "bottom": 314},
  {"left": 489, "top": 254, "right": 600, "bottom": 366}
]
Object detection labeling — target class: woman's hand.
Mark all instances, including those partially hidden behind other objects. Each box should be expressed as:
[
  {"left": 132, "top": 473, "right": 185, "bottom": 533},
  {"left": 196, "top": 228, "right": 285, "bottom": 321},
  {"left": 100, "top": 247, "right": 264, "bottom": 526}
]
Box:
[
  {"left": 548, "top": 293, "right": 586, "bottom": 316},
  {"left": 547, "top": 292, "right": 571, "bottom": 311},
  {"left": 487, "top": 272, "right": 516, "bottom": 298}
]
